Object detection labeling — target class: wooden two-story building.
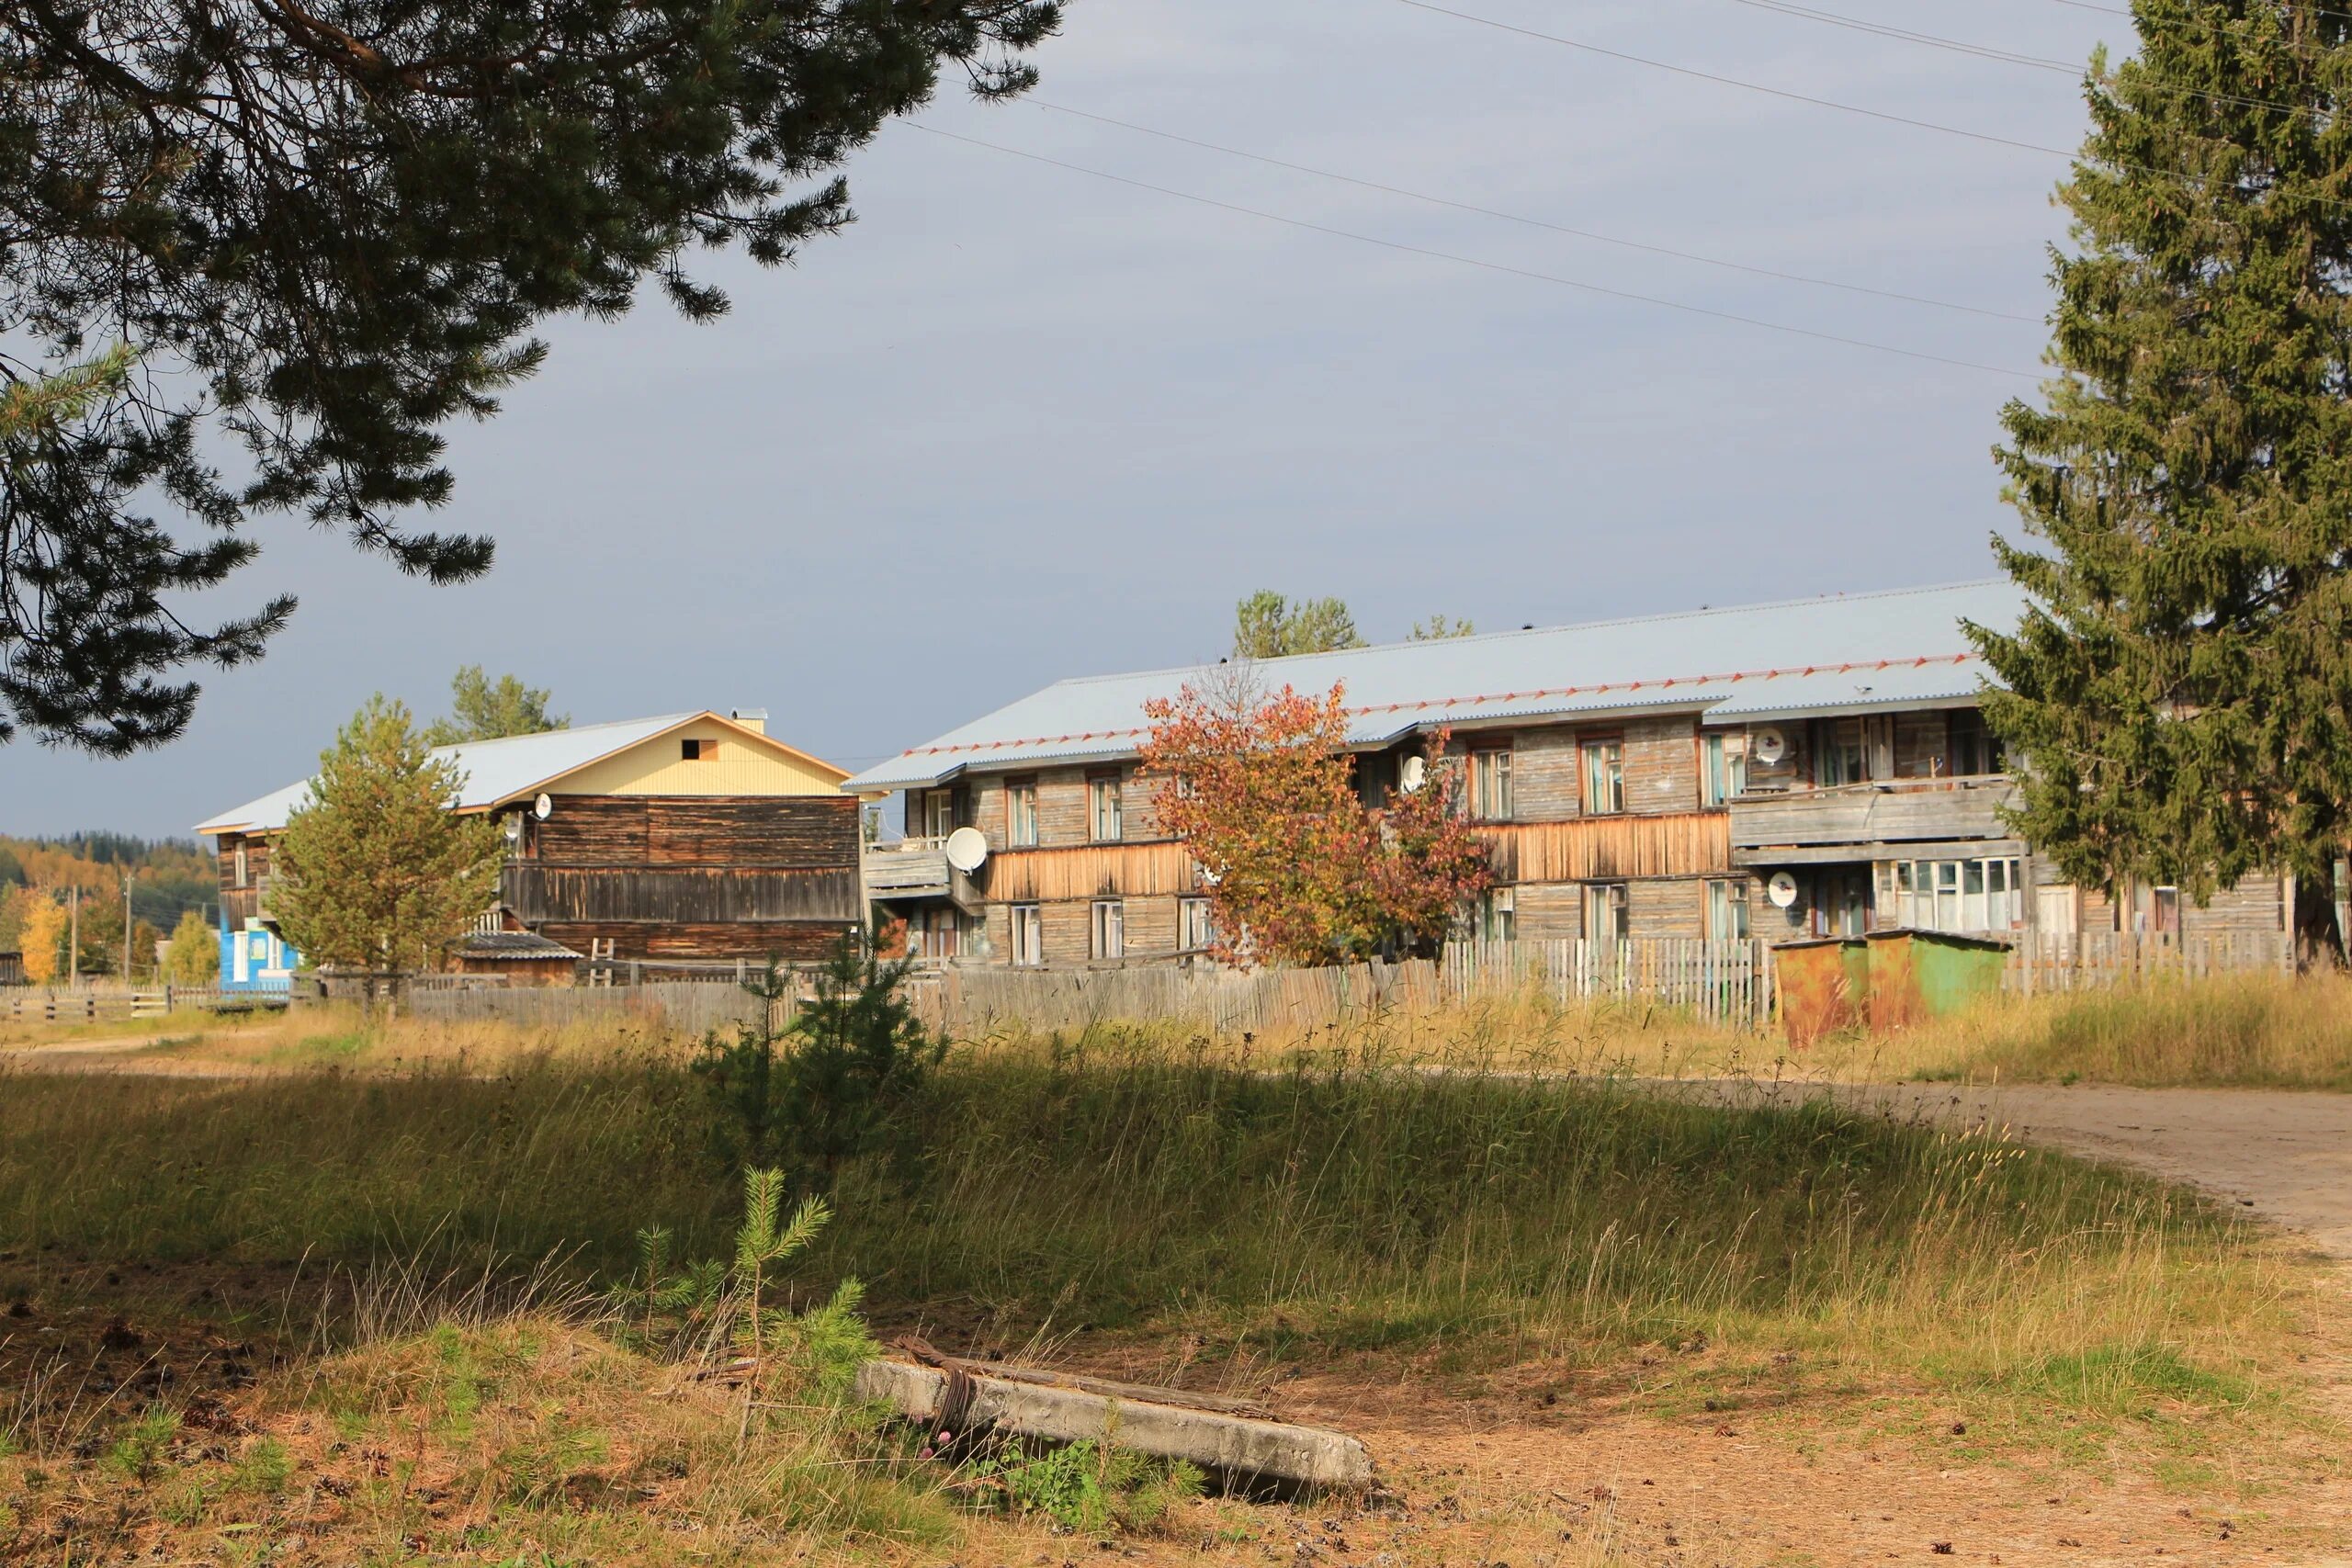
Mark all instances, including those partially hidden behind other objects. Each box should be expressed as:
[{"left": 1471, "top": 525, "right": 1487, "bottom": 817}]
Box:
[
  {"left": 197, "top": 710, "right": 861, "bottom": 988},
  {"left": 844, "top": 582, "right": 2291, "bottom": 966}
]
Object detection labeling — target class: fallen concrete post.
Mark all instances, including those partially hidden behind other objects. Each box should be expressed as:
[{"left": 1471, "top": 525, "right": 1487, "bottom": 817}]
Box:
[{"left": 853, "top": 1358, "right": 1374, "bottom": 1498}]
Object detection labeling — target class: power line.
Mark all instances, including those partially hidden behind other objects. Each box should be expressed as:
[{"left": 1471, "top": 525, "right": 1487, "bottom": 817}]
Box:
[
  {"left": 1732, "top": 0, "right": 2331, "bottom": 122},
  {"left": 1391, "top": 0, "right": 2080, "bottom": 158},
  {"left": 1727, "top": 0, "right": 2078, "bottom": 73},
  {"left": 908, "top": 122, "right": 2042, "bottom": 381},
  {"left": 1398, "top": 0, "right": 2352, "bottom": 213},
  {"left": 1027, "top": 98, "right": 2037, "bottom": 321}
]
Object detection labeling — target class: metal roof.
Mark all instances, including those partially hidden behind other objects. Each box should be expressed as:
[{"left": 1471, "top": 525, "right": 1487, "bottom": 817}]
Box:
[
  {"left": 842, "top": 581, "right": 2028, "bottom": 793},
  {"left": 454, "top": 931, "right": 582, "bottom": 960},
  {"left": 197, "top": 712, "right": 741, "bottom": 836}
]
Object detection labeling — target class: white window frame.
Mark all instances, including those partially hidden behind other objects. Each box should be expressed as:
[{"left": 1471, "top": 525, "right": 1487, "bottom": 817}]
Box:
[
  {"left": 233, "top": 844, "right": 248, "bottom": 889},
  {"left": 1584, "top": 882, "right": 1628, "bottom": 944},
  {"left": 1091, "top": 898, "right": 1125, "bottom": 961},
  {"left": 1089, "top": 776, "right": 1124, "bottom": 842},
  {"left": 1706, "top": 878, "right": 1750, "bottom": 941},
  {"left": 1010, "top": 904, "right": 1044, "bottom": 968},
  {"left": 1702, "top": 733, "right": 1747, "bottom": 808},
  {"left": 1006, "top": 780, "right": 1039, "bottom": 848},
  {"left": 1887, "top": 857, "right": 2023, "bottom": 932},
  {"left": 1477, "top": 886, "right": 1517, "bottom": 942},
  {"left": 1471, "top": 746, "right": 1515, "bottom": 821},
  {"left": 1179, "top": 896, "right": 1215, "bottom": 953},
  {"left": 1583, "top": 739, "right": 1624, "bottom": 816}
]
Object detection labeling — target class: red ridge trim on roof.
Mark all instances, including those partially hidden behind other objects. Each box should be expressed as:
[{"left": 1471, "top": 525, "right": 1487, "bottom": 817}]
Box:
[{"left": 892, "top": 653, "right": 1975, "bottom": 761}]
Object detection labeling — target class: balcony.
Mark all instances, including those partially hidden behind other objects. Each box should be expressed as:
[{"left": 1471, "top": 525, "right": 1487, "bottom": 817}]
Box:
[
  {"left": 862, "top": 836, "right": 987, "bottom": 912},
  {"left": 1729, "top": 775, "right": 2021, "bottom": 867}
]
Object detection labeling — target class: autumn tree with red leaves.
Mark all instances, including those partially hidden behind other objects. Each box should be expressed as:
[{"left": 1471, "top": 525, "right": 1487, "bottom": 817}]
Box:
[{"left": 1138, "top": 671, "right": 1492, "bottom": 966}]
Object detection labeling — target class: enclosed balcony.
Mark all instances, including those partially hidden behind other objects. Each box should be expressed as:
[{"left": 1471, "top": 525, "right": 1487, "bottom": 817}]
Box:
[{"left": 1729, "top": 775, "right": 2021, "bottom": 867}]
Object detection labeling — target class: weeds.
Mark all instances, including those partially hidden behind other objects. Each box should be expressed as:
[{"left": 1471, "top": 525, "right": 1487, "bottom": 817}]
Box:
[{"left": 967, "top": 1437, "right": 1204, "bottom": 1534}]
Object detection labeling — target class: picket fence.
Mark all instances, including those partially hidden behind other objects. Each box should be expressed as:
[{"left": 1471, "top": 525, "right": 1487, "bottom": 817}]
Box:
[{"left": 2003, "top": 930, "right": 2293, "bottom": 992}]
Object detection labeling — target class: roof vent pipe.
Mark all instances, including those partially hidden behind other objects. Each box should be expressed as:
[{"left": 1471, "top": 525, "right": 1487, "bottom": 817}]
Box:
[{"left": 730, "top": 707, "right": 768, "bottom": 734}]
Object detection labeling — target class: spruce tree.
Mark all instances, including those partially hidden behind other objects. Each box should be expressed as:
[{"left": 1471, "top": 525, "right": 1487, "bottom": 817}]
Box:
[{"left": 1973, "top": 1, "right": 2352, "bottom": 963}]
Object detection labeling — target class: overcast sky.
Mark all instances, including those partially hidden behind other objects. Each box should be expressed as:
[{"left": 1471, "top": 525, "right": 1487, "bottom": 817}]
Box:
[{"left": 10, "top": 0, "right": 2125, "bottom": 839}]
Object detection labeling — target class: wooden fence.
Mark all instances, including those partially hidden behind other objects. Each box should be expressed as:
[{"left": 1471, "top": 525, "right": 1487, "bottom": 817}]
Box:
[
  {"left": 1, "top": 986, "right": 254, "bottom": 1024},
  {"left": 2003, "top": 930, "right": 2293, "bottom": 991},
  {"left": 290, "top": 929, "right": 2300, "bottom": 1039}
]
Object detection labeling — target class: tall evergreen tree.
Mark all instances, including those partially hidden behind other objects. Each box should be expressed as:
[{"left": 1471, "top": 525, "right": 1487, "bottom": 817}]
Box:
[
  {"left": 1973, "top": 1, "right": 2352, "bottom": 963},
  {"left": 0, "top": 2, "right": 1059, "bottom": 752},
  {"left": 273, "top": 696, "right": 503, "bottom": 983},
  {"left": 422, "top": 666, "right": 569, "bottom": 746}
]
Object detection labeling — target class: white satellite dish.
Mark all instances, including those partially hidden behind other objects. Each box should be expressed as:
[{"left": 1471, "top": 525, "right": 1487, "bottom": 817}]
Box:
[
  {"left": 1767, "top": 871, "right": 1800, "bottom": 908},
  {"left": 503, "top": 815, "right": 525, "bottom": 844},
  {"left": 944, "top": 826, "right": 989, "bottom": 874},
  {"left": 533, "top": 793, "right": 554, "bottom": 820},
  {"left": 1752, "top": 728, "right": 1788, "bottom": 766},
  {"left": 1398, "top": 755, "right": 1429, "bottom": 794}
]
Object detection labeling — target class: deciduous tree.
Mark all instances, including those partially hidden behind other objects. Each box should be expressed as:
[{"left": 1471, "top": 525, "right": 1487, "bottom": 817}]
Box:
[
  {"left": 422, "top": 666, "right": 569, "bottom": 746},
  {"left": 273, "top": 696, "right": 503, "bottom": 984},
  {"left": 161, "top": 907, "right": 219, "bottom": 986},
  {"left": 1139, "top": 671, "right": 1490, "bottom": 964},
  {"left": 0, "top": 1, "right": 1059, "bottom": 752},
  {"left": 1971, "top": 2, "right": 2352, "bottom": 964},
  {"left": 17, "top": 890, "right": 66, "bottom": 985}
]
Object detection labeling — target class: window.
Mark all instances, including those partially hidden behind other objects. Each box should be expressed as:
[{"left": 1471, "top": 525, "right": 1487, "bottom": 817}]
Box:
[
  {"left": 1584, "top": 882, "right": 1628, "bottom": 944},
  {"left": 1006, "top": 780, "right": 1039, "bottom": 848},
  {"left": 1706, "top": 878, "right": 1751, "bottom": 940},
  {"left": 919, "top": 789, "right": 957, "bottom": 840},
  {"left": 2151, "top": 886, "right": 2180, "bottom": 936},
  {"left": 1476, "top": 886, "right": 1517, "bottom": 942},
  {"left": 1583, "top": 739, "right": 1624, "bottom": 816},
  {"left": 1089, "top": 774, "right": 1124, "bottom": 841},
  {"left": 1702, "top": 733, "right": 1747, "bottom": 807},
  {"left": 232, "top": 844, "right": 248, "bottom": 889},
  {"left": 1812, "top": 718, "right": 1864, "bottom": 787},
  {"left": 1091, "top": 898, "right": 1125, "bottom": 961},
  {"left": 1179, "top": 896, "right": 1216, "bottom": 953},
  {"left": 1471, "top": 746, "right": 1515, "bottom": 820},
  {"left": 1948, "top": 710, "right": 2007, "bottom": 777},
  {"left": 1355, "top": 753, "right": 1393, "bottom": 808},
  {"left": 1010, "top": 905, "right": 1044, "bottom": 967},
  {"left": 1884, "top": 857, "right": 2023, "bottom": 932},
  {"left": 681, "top": 737, "right": 716, "bottom": 761},
  {"left": 913, "top": 908, "right": 960, "bottom": 959}
]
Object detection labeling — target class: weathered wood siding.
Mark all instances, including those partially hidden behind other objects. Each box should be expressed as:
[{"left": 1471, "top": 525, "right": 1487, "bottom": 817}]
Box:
[
  {"left": 985, "top": 844, "right": 1198, "bottom": 902},
  {"left": 537, "top": 921, "right": 849, "bottom": 964},
  {"left": 1480, "top": 813, "right": 1728, "bottom": 881},
  {"left": 504, "top": 866, "right": 860, "bottom": 923},
  {"left": 530, "top": 795, "right": 855, "bottom": 867}
]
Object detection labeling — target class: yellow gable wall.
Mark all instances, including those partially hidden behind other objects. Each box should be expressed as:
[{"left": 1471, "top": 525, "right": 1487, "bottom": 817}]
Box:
[{"left": 542, "top": 721, "right": 845, "bottom": 799}]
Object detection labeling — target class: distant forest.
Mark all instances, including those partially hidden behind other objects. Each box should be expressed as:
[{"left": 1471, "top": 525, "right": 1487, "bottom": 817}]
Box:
[{"left": 0, "top": 835, "right": 216, "bottom": 974}]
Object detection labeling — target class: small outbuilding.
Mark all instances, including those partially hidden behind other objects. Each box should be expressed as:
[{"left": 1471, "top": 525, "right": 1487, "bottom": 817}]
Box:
[{"left": 450, "top": 930, "right": 585, "bottom": 988}]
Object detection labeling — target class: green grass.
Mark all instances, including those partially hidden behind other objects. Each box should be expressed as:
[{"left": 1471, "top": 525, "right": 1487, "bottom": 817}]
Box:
[{"left": 0, "top": 1031, "right": 2308, "bottom": 1421}]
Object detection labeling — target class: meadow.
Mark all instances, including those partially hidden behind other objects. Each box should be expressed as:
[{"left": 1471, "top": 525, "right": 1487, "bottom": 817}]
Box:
[{"left": 0, "top": 979, "right": 2345, "bottom": 1563}]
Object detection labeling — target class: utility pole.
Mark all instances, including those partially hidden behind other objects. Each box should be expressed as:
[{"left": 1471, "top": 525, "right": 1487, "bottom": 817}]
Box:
[
  {"left": 122, "top": 873, "right": 135, "bottom": 984},
  {"left": 66, "top": 885, "right": 79, "bottom": 988}
]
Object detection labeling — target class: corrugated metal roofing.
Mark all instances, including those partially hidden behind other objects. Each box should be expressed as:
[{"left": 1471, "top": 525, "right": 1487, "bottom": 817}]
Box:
[
  {"left": 455, "top": 931, "right": 582, "bottom": 959},
  {"left": 195, "top": 713, "right": 701, "bottom": 836},
  {"left": 842, "top": 581, "right": 2028, "bottom": 793}
]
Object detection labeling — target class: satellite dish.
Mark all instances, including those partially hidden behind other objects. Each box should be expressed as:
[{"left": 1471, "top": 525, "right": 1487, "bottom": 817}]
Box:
[
  {"left": 503, "top": 815, "right": 525, "bottom": 844},
  {"left": 1768, "top": 871, "right": 1800, "bottom": 908},
  {"left": 944, "top": 826, "right": 989, "bottom": 874},
  {"left": 533, "top": 793, "right": 554, "bottom": 820},
  {"left": 1753, "top": 728, "right": 1788, "bottom": 766},
  {"left": 1399, "top": 756, "right": 1429, "bottom": 794}
]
